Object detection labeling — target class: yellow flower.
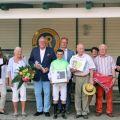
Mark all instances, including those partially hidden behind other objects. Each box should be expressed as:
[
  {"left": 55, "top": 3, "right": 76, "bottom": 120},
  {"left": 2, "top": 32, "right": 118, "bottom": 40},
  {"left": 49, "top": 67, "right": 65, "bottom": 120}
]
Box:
[{"left": 19, "top": 72, "right": 23, "bottom": 75}]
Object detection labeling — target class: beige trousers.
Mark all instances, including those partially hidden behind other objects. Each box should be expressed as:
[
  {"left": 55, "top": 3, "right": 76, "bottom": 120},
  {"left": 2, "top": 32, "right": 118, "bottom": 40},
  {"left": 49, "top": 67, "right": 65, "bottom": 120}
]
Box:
[
  {"left": 74, "top": 75, "right": 89, "bottom": 115},
  {"left": 0, "top": 84, "right": 6, "bottom": 109}
]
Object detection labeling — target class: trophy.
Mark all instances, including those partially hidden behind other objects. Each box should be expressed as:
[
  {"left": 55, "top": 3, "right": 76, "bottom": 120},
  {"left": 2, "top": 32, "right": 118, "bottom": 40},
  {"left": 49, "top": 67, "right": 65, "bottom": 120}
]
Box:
[{"left": 35, "top": 61, "right": 45, "bottom": 72}]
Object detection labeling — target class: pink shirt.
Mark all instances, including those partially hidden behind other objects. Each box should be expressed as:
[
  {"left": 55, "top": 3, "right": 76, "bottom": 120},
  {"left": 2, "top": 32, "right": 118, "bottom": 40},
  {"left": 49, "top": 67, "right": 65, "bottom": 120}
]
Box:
[{"left": 94, "top": 55, "right": 115, "bottom": 76}]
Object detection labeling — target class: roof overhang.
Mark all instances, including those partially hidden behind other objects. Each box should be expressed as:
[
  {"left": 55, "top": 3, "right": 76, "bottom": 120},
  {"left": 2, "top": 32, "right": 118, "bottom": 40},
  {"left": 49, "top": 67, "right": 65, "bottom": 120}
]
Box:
[
  {"left": 0, "top": 7, "right": 120, "bottom": 19},
  {"left": 0, "top": 0, "right": 120, "bottom": 4}
]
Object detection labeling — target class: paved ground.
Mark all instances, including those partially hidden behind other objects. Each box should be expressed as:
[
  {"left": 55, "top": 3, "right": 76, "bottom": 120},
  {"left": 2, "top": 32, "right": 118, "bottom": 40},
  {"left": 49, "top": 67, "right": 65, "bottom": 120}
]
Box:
[
  {"left": 1, "top": 84, "right": 120, "bottom": 120},
  {"left": 0, "top": 102, "right": 120, "bottom": 120}
]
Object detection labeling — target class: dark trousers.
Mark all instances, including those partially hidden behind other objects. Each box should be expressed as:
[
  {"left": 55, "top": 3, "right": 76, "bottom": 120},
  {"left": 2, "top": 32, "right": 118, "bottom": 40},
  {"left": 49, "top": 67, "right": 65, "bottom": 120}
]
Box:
[{"left": 66, "top": 80, "right": 72, "bottom": 111}]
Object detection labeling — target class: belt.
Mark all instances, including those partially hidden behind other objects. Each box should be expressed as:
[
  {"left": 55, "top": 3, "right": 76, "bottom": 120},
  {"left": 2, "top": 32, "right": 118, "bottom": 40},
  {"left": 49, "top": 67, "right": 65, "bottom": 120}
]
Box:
[{"left": 74, "top": 74, "right": 89, "bottom": 77}]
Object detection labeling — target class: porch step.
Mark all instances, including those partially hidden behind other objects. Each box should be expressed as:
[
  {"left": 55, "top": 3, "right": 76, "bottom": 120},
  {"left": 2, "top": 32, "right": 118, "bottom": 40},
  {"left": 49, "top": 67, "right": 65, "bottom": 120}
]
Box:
[{"left": 6, "top": 83, "right": 120, "bottom": 102}]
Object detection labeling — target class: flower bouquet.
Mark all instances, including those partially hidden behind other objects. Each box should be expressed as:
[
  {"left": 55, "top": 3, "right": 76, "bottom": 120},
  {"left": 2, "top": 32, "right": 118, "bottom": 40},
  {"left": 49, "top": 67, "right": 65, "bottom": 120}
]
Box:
[{"left": 12, "top": 65, "right": 36, "bottom": 89}]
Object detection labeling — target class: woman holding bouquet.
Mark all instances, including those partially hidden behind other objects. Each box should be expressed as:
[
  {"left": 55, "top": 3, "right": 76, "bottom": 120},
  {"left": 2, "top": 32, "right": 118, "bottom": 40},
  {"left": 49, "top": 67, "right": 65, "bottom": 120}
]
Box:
[{"left": 8, "top": 47, "right": 27, "bottom": 117}]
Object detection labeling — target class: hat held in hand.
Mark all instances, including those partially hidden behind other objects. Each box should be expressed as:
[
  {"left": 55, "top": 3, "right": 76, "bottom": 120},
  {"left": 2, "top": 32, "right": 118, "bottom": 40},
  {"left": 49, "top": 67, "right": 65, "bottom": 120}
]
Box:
[{"left": 83, "top": 83, "right": 96, "bottom": 95}]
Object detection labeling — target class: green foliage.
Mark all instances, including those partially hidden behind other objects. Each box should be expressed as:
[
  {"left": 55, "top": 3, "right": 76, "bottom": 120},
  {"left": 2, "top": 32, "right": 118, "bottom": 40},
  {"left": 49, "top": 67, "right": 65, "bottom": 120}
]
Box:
[
  {"left": 17, "top": 80, "right": 24, "bottom": 89},
  {"left": 12, "top": 75, "right": 22, "bottom": 83}
]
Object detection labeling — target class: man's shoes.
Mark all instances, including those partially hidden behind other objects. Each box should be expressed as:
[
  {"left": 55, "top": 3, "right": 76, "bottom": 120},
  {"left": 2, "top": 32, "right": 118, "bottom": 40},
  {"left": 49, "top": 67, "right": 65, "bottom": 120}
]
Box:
[
  {"left": 83, "top": 115, "right": 88, "bottom": 119},
  {"left": 75, "top": 114, "right": 82, "bottom": 118},
  {"left": 96, "top": 112, "right": 102, "bottom": 116},
  {"left": 0, "top": 111, "right": 5, "bottom": 114},
  {"left": 44, "top": 112, "right": 50, "bottom": 117},
  {"left": 53, "top": 114, "right": 57, "bottom": 119},
  {"left": 62, "top": 113, "right": 67, "bottom": 119},
  {"left": 57, "top": 109, "right": 62, "bottom": 114},
  {"left": 66, "top": 110, "right": 70, "bottom": 114},
  {"left": 34, "top": 112, "right": 43, "bottom": 116},
  {"left": 106, "top": 113, "right": 114, "bottom": 117},
  {"left": 0, "top": 109, "right": 8, "bottom": 115}
]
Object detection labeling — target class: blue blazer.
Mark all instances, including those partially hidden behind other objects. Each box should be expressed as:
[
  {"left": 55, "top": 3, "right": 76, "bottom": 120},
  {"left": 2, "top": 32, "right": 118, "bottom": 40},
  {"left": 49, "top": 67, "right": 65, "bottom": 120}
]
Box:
[
  {"left": 67, "top": 49, "right": 75, "bottom": 63},
  {"left": 29, "top": 47, "right": 56, "bottom": 81}
]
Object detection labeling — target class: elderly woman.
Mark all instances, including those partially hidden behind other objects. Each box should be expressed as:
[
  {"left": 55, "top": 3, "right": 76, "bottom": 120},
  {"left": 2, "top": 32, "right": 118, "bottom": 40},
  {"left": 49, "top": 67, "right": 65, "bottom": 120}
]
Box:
[{"left": 8, "top": 47, "right": 27, "bottom": 117}]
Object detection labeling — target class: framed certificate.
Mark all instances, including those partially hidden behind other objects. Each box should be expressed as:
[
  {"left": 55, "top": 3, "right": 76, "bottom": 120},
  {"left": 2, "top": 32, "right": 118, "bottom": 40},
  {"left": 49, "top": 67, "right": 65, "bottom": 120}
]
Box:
[
  {"left": 51, "top": 70, "right": 67, "bottom": 83},
  {"left": 71, "top": 59, "right": 86, "bottom": 72}
]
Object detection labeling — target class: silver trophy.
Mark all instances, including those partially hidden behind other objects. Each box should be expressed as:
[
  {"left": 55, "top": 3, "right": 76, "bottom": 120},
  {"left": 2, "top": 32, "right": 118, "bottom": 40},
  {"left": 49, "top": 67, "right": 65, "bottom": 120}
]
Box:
[{"left": 35, "top": 61, "right": 45, "bottom": 72}]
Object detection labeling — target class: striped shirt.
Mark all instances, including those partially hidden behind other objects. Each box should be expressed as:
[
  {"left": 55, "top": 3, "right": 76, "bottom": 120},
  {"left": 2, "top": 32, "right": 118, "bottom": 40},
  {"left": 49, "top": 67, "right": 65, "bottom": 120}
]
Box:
[{"left": 94, "top": 55, "right": 115, "bottom": 76}]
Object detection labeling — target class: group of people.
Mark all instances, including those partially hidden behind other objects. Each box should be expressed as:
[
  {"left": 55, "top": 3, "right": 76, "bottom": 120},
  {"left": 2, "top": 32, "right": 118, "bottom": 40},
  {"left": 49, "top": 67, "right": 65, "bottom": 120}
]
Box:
[{"left": 0, "top": 36, "right": 120, "bottom": 119}]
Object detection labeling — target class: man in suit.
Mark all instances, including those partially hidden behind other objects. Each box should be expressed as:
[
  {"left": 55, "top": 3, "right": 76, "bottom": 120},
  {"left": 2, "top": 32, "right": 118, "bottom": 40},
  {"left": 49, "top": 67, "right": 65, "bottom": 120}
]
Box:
[
  {"left": 29, "top": 36, "right": 56, "bottom": 117},
  {"left": 59, "top": 37, "right": 75, "bottom": 113}
]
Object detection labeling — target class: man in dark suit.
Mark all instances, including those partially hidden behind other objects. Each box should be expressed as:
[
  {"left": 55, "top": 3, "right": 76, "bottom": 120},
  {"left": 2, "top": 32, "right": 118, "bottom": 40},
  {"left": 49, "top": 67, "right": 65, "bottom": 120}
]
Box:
[
  {"left": 29, "top": 36, "right": 56, "bottom": 117},
  {"left": 59, "top": 37, "right": 75, "bottom": 113}
]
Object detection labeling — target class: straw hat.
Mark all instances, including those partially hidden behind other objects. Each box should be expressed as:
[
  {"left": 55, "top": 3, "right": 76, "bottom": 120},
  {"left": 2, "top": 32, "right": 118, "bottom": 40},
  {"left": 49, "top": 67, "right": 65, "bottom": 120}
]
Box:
[{"left": 83, "top": 83, "right": 96, "bottom": 95}]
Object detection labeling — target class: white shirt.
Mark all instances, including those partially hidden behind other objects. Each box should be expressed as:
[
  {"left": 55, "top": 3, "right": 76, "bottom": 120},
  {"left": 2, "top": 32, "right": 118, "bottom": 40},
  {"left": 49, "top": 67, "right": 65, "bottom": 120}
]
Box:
[
  {"left": 0, "top": 65, "right": 8, "bottom": 84},
  {"left": 8, "top": 57, "right": 26, "bottom": 80},
  {"left": 63, "top": 48, "right": 67, "bottom": 61},
  {"left": 70, "top": 53, "right": 95, "bottom": 76},
  {"left": 40, "top": 48, "right": 46, "bottom": 63}
]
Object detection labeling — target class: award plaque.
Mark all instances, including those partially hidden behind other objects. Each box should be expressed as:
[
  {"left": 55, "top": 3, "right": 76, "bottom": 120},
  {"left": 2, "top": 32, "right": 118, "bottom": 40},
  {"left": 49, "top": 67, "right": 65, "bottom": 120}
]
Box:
[{"left": 51, "top": 70, "right": 67, "bottom": 83}]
